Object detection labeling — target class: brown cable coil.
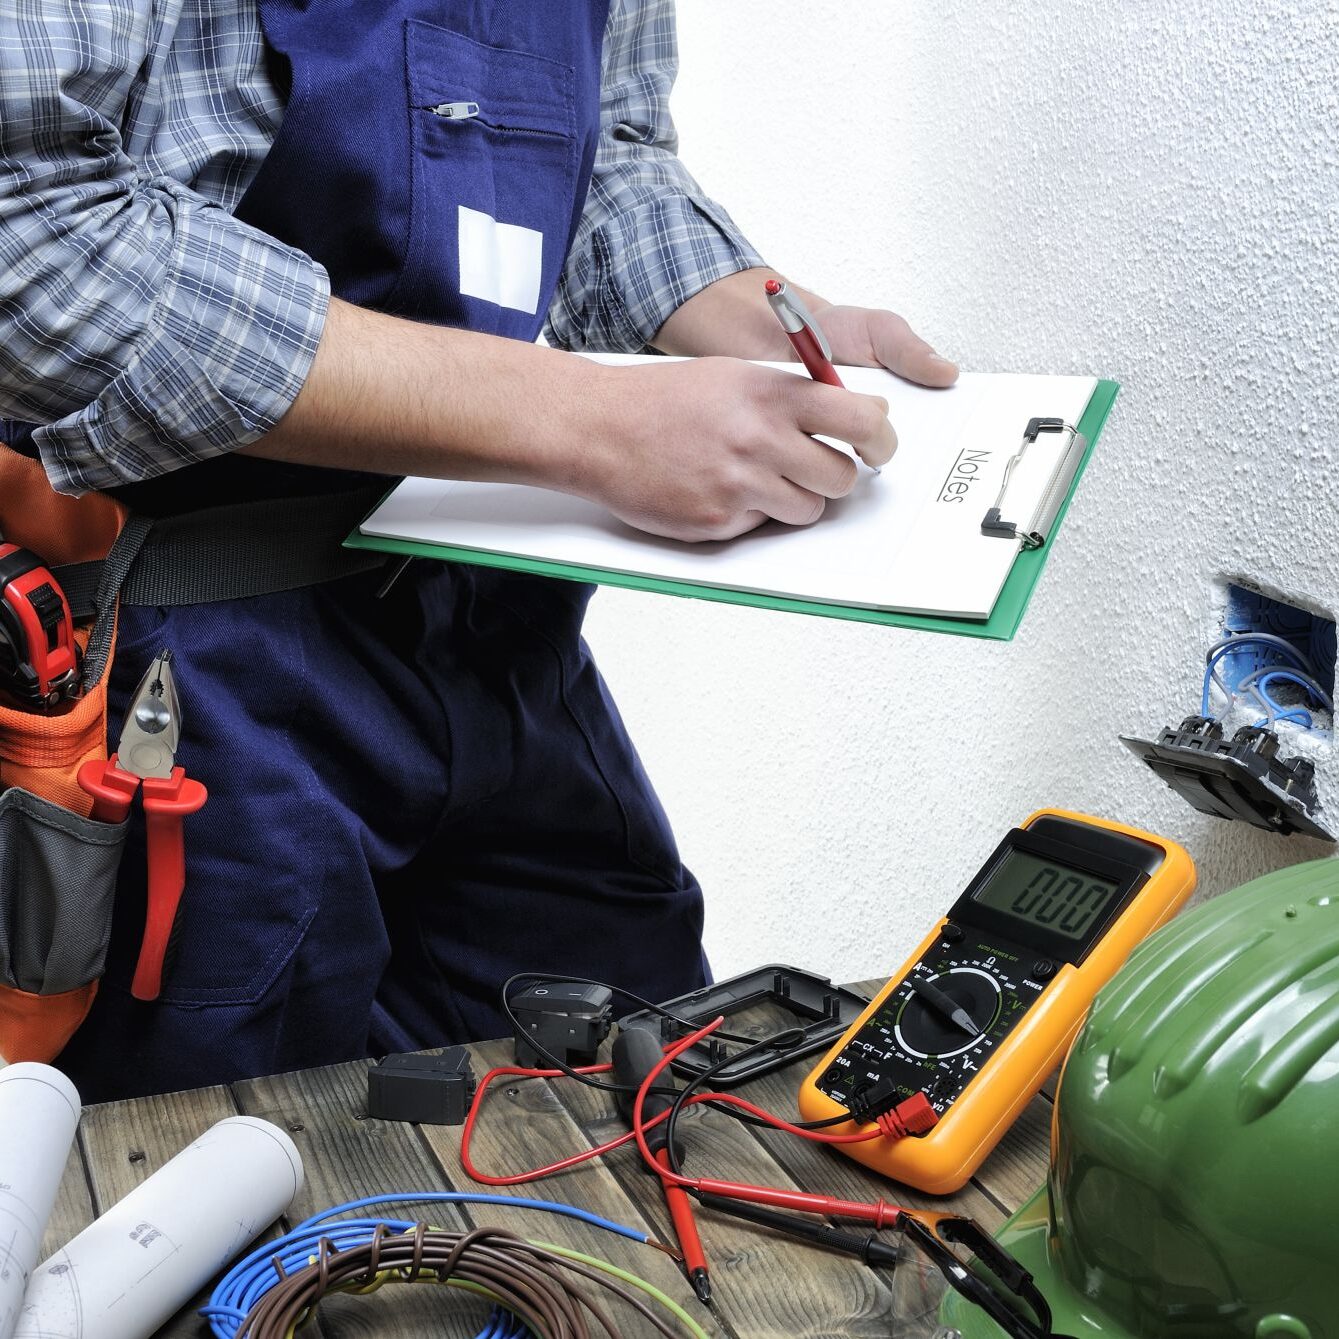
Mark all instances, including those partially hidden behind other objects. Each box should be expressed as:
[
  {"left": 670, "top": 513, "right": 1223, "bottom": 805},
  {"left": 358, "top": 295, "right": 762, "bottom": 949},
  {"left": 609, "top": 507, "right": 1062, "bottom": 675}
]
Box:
[{"left": 237, "top": 1222, "right": 685, "bottom": 1339}]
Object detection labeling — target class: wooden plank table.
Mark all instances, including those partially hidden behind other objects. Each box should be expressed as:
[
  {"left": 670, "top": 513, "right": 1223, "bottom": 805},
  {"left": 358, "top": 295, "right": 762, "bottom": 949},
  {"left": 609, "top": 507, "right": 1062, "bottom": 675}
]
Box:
[{"left": 41, "top": 982, "right": 1052, "bottom": 1338}]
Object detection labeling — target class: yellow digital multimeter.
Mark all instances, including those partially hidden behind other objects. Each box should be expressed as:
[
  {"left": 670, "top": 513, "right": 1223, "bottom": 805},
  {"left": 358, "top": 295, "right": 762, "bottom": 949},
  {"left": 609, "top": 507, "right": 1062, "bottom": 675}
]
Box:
[{"left": 797, "top": 809, "right": 1196, "bottom": 1194}]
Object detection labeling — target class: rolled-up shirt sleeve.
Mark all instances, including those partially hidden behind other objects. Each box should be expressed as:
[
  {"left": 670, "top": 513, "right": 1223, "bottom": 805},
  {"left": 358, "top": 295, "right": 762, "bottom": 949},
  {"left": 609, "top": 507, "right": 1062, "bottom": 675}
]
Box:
[
  {"left": 0, "top": 5, "right": 329, "bottom": 495},
  {"left": 545, "top": 0, "right": 766, "bottom": 354}
]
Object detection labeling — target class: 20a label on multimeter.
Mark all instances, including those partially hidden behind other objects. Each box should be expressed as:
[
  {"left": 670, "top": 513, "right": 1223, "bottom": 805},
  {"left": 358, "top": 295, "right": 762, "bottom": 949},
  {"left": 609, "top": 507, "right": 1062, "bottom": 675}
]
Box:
[{"left": 797, "top": 810, "right": 1197, "bottom": 1193}]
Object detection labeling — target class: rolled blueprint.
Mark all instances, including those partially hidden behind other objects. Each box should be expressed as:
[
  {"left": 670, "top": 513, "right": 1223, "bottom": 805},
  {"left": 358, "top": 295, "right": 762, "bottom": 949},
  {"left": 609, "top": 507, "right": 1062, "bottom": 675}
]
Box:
[
  {"left": 16, "top": 1115, "right": 303, "bottom": 1339},
  {"left": 0, "top": 1064, "right": 81, "bottom": 1339}
]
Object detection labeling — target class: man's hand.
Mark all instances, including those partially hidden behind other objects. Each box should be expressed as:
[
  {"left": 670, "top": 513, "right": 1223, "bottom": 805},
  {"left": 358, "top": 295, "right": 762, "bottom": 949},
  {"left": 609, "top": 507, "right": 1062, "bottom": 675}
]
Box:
[
  {"left": 649, "top": 267, "right": 958, "bottom": 497},
  {"left": 578, "top": 356, "right": 895, "bottom": 541},
  {"left": 653, "top": 267, "right": 959, "bottom": 400},
  {"left": 797, "top": 299, "right": 960, "bottom": 390}
]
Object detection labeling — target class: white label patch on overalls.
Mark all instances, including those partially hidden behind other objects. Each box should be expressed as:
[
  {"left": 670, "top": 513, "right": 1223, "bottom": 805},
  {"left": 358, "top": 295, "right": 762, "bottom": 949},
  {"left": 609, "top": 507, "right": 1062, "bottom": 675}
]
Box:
[{"left": 457, "top": 206, "right": 543, "bottom": 314}]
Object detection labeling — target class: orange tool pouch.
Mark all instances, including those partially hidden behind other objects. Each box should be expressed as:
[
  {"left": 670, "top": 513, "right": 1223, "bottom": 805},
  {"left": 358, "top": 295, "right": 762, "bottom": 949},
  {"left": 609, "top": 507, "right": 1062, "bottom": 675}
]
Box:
[{"left": 0, "top": 447, "right": 131, "bottom": 1063}]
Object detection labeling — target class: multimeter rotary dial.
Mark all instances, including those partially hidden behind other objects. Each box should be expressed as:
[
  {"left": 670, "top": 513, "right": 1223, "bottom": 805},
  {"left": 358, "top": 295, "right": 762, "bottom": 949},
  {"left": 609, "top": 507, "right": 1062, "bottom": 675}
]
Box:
[
  {"left": 894, "top": 966, "right": 1004, "bottom": 1058},
  {"left": 817, "top": 938, "right": 1044, "bottom": 1117}
]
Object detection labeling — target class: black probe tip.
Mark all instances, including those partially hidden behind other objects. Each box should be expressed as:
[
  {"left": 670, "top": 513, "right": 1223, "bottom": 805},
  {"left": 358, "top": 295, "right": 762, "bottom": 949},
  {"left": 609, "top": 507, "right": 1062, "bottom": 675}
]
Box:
[{"left": 690, "top": 1268, "right": 713, "bottom": 1305}]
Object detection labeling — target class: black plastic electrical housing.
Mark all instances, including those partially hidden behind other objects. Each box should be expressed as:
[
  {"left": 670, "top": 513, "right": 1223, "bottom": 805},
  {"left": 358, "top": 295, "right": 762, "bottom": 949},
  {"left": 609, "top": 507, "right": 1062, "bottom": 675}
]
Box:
[
  {"left": 618, "top": 965, "right": 870, "bottom": 1088},
  {"left": 367, "top": 1047, "right": 476, "bottom": 1125},
  {"left": 510, "top": 981, "right": 614, "bottom": 1068},
  {"left": 1121, "top": 717, "right": 1332, "bottom": 841}
]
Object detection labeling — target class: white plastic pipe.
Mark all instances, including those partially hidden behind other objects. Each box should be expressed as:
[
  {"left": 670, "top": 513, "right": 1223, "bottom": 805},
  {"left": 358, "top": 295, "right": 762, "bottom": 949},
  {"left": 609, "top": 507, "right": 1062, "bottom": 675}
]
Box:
[
  {"left": 15, "top": 1115, "right": 303, "bottom": 1339},
  {"left": 0, "top": 1064, "right": 81, "bottom": 1339}
]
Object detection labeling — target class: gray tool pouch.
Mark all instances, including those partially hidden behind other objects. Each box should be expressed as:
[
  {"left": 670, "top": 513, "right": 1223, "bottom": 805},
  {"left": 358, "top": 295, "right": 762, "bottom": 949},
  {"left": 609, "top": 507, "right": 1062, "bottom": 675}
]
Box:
[{"left": 0, "top": 786, "right": 127, "bottom": 994}]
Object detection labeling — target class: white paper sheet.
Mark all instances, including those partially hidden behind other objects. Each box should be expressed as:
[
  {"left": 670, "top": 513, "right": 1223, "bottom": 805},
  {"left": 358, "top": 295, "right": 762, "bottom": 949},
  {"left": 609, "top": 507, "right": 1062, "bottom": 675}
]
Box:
[
  {"left": 359, "top": 357, "right": 1098, "bottom": 620},
  {"left": 0, "top": 1065, "right": 80, "bottom": 1339}
]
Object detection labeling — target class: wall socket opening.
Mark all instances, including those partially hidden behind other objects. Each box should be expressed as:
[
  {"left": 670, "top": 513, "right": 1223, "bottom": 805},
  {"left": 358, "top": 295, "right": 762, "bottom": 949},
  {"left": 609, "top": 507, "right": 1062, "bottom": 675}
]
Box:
[{"left": 1217, "top": 582, "right": 1336, "bottom": 738}]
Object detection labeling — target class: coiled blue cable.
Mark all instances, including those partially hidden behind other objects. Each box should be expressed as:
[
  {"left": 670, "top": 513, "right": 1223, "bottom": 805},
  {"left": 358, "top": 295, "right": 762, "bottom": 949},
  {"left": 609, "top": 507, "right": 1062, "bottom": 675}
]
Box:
[{"left": 203, "top": 1193, "right": 652, "bottom": 1339}]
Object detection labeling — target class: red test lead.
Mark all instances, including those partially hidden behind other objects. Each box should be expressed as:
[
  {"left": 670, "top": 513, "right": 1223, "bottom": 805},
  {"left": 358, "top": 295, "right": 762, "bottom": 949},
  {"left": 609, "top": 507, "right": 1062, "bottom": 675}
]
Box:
[
  {"left": 459, "top": 1012, "right": 936, "bottom": 1248},
  {"left": 613, "top": 1027, "right": 713, "bottom": 1304},
  {"left": 629, "top": 1019, "right": 909, "bottom": 1229}
]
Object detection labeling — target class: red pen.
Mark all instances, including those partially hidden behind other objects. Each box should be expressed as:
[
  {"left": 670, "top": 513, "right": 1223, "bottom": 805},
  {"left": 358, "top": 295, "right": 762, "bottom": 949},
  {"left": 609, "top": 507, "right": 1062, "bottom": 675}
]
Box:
[
  {"left": 765, "top": 278, "right": 881, "bottom": 473},
  {"left": 764, "top": 278, "right": 844, "bottom": 387}
]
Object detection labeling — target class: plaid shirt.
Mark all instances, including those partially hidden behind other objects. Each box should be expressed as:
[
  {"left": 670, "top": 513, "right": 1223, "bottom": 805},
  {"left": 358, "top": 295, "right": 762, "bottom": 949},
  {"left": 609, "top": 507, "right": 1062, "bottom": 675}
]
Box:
[{"left": 0, "top": 1, "right": 763, "bottom": 494}]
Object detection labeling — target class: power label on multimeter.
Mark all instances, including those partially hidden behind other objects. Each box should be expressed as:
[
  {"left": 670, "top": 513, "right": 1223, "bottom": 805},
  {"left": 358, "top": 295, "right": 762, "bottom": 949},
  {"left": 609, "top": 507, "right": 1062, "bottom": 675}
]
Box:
[{"left": 798, "top": 810, "right": 1196, "bottom": 1193}]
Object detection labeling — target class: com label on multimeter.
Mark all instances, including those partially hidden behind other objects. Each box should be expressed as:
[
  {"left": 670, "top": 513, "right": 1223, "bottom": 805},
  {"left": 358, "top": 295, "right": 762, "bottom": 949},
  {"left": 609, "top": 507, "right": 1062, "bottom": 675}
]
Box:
[{"left": 798, "top": 809, "right": 1195, "bottom": 1193}]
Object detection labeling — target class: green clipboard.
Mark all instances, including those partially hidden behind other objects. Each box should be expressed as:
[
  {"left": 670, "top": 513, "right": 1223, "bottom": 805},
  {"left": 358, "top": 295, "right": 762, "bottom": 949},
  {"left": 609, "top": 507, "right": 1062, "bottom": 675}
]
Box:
[{"left": 345, "top": 379, "right": 1118, "bottom": 642}]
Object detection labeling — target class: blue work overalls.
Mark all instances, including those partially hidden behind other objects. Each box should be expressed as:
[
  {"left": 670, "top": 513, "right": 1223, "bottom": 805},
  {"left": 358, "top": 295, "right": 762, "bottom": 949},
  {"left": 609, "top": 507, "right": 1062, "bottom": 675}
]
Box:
[{"left": 58, "top": 0, "right": 709, "bottom": 1102}]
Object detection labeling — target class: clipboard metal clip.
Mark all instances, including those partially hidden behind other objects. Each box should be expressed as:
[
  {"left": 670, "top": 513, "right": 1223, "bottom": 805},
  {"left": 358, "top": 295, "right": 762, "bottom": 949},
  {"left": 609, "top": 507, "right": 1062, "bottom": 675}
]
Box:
[{"left": 981, "top": 417, "right": 1086, "bottom": 550}]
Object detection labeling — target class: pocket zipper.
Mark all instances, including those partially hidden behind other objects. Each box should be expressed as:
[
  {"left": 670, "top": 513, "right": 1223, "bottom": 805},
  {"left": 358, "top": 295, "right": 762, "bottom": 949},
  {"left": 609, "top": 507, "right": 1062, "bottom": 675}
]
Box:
[
  {"left": 425, "top": 101, "right": 564, "bottom": 139},
  {"left": 429, "top": 101, "right": 480, "bottom": 120}
]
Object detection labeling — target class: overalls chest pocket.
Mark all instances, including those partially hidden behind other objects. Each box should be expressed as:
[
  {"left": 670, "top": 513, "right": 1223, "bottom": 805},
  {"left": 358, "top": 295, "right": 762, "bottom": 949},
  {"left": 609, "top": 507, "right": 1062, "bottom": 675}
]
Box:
[{"left": 392, "top": 19, "right": 580, "bottom": 336}]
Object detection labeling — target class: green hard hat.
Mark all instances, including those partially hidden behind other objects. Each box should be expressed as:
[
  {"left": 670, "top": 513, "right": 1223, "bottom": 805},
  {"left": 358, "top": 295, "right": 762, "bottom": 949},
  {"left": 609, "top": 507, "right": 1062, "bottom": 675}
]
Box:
[{"left": 943, "top": 857, "right": 1339, "bottom": 1339}]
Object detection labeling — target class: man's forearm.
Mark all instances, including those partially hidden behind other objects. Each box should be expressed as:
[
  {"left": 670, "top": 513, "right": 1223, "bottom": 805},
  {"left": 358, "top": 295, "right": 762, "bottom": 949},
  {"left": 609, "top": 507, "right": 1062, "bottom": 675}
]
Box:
[
  {"left": 242, "top": 297, "right": 611, "bottom": 492},
  {"left": 242, "top": 290, "right": 900, "bottom": 545}
]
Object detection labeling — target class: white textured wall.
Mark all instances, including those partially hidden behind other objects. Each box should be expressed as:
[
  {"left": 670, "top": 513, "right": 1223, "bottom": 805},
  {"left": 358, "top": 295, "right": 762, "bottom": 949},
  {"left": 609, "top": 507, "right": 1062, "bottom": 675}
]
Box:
[{"left": 583, "top": 1, "right": 1339, "bottom": 983}]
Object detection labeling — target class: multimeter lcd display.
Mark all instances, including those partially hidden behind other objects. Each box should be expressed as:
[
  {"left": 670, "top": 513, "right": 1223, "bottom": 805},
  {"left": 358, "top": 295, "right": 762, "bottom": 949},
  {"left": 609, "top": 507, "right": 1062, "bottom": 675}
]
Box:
[{"left": 971, "top": 851, "right": 1121, "bottom": 941}]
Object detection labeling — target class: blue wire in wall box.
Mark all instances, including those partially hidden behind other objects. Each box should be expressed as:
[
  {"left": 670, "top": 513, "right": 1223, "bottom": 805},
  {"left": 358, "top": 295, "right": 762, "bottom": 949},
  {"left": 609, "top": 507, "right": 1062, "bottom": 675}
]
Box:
[{"left": 1218, "top": 584, "right": 1336, "bottom": 712}]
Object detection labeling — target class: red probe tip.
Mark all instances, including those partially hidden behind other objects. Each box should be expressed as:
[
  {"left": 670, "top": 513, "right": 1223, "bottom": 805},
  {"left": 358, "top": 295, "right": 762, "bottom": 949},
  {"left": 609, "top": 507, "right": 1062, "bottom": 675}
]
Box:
[{"left": 763, "top": 278, "right": 782, "bottom": 295}]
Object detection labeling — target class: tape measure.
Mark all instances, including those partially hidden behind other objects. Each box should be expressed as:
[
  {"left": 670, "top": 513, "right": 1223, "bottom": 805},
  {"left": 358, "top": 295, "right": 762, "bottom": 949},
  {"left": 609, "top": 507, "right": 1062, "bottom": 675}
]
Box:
[
  {"left": 797, "top": 809, "right": 1195, "bottom": 1193},
  {"left": 0, "top": 542, "right": 80, "bottom": 711}
]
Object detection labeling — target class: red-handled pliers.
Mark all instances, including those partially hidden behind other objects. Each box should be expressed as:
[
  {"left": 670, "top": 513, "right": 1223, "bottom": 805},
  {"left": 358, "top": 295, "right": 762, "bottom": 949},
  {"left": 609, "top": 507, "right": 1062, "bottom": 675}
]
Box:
[{"left": 78, "top": 649, "right": 208, "bottom": 1001}]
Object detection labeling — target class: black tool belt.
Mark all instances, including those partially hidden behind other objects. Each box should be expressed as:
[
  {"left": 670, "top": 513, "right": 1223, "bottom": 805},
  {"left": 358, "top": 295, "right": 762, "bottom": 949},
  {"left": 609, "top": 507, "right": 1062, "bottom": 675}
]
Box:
[{"left": 53, "top": 483, "right": 391, "bottom": 686}]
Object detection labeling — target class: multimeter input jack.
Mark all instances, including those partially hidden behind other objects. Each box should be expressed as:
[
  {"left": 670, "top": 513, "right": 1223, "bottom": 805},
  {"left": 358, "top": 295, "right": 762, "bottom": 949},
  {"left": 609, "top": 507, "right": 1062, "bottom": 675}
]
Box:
[{"left": 847, "top": 1083, "right": 938, "bottom": 1135}]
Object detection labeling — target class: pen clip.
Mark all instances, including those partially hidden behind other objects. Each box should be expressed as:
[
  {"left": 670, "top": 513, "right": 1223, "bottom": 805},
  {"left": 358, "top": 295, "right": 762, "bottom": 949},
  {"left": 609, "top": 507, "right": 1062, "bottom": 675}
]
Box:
[
  {"left": 787, "top": 289, "right": 833, "bottom": 362},
  {"left": 764, "top": 280, "right": 833, "bottom": 361}
]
